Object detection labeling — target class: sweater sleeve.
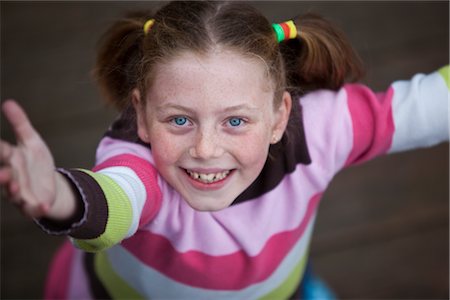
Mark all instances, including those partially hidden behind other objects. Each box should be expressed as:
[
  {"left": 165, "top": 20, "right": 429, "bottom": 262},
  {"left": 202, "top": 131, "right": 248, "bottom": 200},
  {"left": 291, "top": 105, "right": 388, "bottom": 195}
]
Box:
[
  {"left": 37, "top": 153, "right": 162, "bottom": 253},
  {"left": 388, "top": 66, "right": 449, "bottom": 153},
  {"left": 301, "top": 66, "right": 448, "bottom": 175},
  {"left": 36, "top": 105, "right": 163, "bottom": 252},
  {"left": 344, "top": 66, "right": 449, "bottom": 166}
]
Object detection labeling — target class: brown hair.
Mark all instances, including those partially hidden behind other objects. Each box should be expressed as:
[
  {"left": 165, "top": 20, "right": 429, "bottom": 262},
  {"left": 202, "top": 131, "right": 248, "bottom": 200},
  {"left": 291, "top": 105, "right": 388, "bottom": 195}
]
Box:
[{"left": 94, "top": 1, "right": 363, "bottom": 112}]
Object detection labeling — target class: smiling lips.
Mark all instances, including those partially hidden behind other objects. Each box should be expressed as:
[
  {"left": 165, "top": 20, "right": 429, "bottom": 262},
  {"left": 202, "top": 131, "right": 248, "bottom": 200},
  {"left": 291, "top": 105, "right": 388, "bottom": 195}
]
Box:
[{"left": 185, "top": 169, "right": 231, "bottom": 184}]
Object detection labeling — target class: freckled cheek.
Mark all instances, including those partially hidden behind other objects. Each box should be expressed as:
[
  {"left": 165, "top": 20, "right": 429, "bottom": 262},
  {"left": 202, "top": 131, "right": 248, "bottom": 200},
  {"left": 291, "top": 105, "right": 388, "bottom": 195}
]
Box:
[
  {"left": 149, "top": 131, "right": 187, "bottom": 165},
  {"left": 232, "top": 134, "right": 270, "bottom": 167}
]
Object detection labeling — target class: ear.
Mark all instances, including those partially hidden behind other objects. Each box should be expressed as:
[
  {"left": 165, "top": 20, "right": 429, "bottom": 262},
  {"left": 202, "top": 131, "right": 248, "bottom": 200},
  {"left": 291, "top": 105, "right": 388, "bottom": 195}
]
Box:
[
  {"left": 271, "top": 91, "right": 292, "bottom": 144},
  {"left": 132, "top": 89, "right": 150, "bottom": 143}
]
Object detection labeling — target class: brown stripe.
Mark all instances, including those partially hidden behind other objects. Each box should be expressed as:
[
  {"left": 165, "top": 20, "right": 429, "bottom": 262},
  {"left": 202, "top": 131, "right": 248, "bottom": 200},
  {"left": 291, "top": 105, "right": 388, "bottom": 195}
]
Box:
[
  {"left": 104, "top": 104, "right": 149, "bottom": 147},
  {"left": 37, "top": 170, "right": 86, "bottom": 233},
  {"left": 66, "top": 169, "right": 109, "bottom": 239},
  {"left": 234, "top": 104, "right": 311, "bottom": 204},
  {"left": 84, "top": 253, "right": 112, "bottom": 299}
]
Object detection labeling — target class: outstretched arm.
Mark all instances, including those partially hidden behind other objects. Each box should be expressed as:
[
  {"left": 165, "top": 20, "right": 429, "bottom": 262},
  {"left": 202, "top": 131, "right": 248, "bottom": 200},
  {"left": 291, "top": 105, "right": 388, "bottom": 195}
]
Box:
[
  {"left": 301, "top": 66, "right": 449, "bottom": 174},
  {"left": 0, "top": 100, "right": 76, "bottom": 220},
  {"left": 1, "top": 100, "right": 161, "bottom": 252}
]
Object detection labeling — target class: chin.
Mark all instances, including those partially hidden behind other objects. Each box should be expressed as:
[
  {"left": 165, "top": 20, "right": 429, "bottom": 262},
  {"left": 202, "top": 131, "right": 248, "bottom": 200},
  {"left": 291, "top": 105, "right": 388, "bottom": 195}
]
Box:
[{"left": 183, "top": 197, "right": 233, "bottom": 212}]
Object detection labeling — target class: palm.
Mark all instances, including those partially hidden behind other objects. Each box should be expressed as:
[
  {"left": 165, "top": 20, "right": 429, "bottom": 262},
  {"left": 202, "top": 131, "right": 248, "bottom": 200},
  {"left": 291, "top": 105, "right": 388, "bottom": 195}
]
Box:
[{"left": 0, "top": 100, "right": 57, "bottom": 217}]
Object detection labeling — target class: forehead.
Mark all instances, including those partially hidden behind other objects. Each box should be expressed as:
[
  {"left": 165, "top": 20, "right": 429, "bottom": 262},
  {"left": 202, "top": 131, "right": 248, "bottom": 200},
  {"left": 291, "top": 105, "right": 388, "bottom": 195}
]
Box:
[{"left": 147, "top": 50, "right": 273, "bottom": 107}]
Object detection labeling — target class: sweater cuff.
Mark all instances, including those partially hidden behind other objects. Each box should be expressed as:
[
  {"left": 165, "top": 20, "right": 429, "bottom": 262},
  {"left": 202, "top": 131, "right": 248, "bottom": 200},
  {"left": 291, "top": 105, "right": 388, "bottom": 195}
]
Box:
[
  {"left": 35, "top": 168, "right": 108, "bottom": 239},
  {"left": 35, "top": 168, "right": 87, "bottom": 235}
]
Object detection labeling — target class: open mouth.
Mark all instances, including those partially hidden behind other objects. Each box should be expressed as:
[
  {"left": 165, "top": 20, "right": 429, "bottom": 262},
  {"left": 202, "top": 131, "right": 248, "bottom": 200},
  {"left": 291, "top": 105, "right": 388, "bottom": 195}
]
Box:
[{"left": 184, "top": 169, "right": 232, "bottom": 184}]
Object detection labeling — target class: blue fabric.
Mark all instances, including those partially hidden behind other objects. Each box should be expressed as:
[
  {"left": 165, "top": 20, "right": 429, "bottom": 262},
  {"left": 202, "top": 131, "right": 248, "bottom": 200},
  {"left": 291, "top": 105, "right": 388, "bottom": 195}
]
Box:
[{"left": 299, "top": 264, "right": 336, "bottom": 300}]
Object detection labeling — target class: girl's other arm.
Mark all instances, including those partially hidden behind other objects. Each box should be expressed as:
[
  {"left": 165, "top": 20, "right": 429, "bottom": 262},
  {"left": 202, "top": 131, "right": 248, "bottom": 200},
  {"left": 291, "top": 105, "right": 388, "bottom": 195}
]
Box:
[
  {"left": 388, "top": 66, "right": 449, "bottom": 153},
  {"left": 302, "top": 66, "right": 449, "bottom": 174},
  {"left": 344, "top": 66, "right": 449, "bottom": 167}
]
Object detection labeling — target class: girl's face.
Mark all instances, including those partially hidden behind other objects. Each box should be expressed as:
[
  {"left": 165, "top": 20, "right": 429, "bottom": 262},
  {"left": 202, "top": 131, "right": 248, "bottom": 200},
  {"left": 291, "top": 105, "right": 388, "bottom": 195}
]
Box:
[{"left": 134, "top": 50, "right": 291, "bottom": 211}]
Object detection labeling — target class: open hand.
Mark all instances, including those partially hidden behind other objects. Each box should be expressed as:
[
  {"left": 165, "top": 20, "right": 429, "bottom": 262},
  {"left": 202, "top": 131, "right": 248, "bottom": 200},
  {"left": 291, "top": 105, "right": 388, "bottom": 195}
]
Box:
[{"left": 0, "top": 100, "right": 61, "bottom": 218}]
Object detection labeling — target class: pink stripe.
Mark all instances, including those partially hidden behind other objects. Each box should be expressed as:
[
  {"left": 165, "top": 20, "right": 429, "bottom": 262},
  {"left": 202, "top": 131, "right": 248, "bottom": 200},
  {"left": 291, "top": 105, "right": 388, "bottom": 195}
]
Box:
[
  {"left": 147, "top": 161, "right": 329, "bottom": 256},
  {"left": 93, "top": 154, "right": 162, "bottom": 226},
  {"left": 344, "top": 84, "right": 395, "bottom": 166},
  {"left": 122, "top": 193, "right": 322, "bottom": 290},
  {"left": 44, "top": 241, "right": 73, "bottom": 299}
]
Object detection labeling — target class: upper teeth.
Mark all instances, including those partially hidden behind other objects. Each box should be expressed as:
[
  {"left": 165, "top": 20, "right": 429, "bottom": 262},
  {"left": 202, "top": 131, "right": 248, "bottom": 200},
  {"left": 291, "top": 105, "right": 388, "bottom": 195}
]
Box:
[{"left": 186, "top": 170, "right": 230, "bottom": 184}]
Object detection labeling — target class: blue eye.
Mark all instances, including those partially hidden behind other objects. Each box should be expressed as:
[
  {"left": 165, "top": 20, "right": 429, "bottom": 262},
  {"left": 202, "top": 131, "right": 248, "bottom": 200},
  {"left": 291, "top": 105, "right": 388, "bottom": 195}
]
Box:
[
  {"left": 228, "top": 117, "right": 243, "bottom": 127},
  {"left": 173, "top": 116, "right": 188, "bottom": 126}
]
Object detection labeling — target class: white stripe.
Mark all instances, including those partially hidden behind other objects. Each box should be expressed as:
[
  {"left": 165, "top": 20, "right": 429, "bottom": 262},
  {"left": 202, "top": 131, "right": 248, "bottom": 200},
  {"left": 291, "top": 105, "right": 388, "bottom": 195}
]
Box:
[
  {"left": 97, "top": 166, "right": 147, "bottom": 238},
  {"left": 106, "top": 217, "right": 315, "bottom": 299},
  {"left": 389, "top": 71, "right": 449, "bottom": 153}
]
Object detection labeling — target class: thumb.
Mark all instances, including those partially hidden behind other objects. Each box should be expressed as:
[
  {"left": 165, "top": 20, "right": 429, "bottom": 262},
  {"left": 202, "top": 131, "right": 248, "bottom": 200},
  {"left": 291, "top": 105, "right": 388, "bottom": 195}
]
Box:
[{"left": 2, "top": 100, "right": 39, "bottom": 144}]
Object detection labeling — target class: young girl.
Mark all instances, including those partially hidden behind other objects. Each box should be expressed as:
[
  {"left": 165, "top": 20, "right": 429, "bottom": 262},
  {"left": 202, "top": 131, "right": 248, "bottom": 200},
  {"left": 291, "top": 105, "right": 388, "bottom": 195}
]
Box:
[{"left": 1, "top": 1, "right": 448, "bottom": 299}]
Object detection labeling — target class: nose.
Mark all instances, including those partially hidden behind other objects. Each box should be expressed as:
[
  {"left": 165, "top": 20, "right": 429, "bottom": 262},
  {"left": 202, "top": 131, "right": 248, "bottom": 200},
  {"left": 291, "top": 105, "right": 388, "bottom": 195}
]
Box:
[{"left": 189, "top": 129, "right": 224, "bottom": 159}]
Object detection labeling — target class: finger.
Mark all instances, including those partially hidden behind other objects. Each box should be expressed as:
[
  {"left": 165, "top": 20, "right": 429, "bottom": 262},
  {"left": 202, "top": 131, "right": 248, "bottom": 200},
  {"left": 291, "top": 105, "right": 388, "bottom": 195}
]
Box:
[
  {"left": 1, "top": 100, "right": 39, "bottom": 144},
  {"left": 38, "top": 202, "right": 50, "bottom": 215},
  {"left": 2, "top": 181, "right": 23, "bottom": 210},
  {"left": 8, "top": 180, "right": 20, "bottom": 202},
  {"left": 0, "top": 167, "right": 13, "bottom": 184},
  {"left": 6, "top": 179, "right": 41, "bottom": 216},
  {"left": 21, "top": 201, "right": 47, "bottom": 219},
  {"left": 0, "top": 140, "right": 14, "bottom": 163},
  {"left": 8, "top": 185, "right": 41, "bottom": 218}
]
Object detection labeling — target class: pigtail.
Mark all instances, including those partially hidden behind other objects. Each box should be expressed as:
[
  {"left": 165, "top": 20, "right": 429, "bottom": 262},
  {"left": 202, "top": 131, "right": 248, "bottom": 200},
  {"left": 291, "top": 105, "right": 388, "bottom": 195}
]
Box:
[
  {"left": 93, "top": 11, "right": 153, "bottom": 110},
  {"left": 280, "top": 13, "right": 364, "bottom": 95}
]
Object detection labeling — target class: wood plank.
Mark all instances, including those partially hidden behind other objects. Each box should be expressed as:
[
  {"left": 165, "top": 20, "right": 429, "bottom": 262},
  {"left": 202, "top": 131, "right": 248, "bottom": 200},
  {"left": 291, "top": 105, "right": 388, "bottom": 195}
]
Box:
[{"left": 311, "top": 227, "right": 449, "bottom": 299}]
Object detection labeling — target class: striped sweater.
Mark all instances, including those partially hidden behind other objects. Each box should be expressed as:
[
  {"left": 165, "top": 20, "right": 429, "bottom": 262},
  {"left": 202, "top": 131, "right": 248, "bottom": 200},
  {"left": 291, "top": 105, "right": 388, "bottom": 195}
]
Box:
[{"left": 41, "top": 67, "right": 449, "bottom": 299}]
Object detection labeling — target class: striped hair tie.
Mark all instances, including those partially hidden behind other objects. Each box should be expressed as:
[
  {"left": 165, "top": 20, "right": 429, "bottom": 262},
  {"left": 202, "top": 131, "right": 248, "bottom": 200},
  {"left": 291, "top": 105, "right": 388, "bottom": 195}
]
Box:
[
  {"left": 143, "top": 19, "right": 155, "bottom": 35},
  {"left": 272, "top": 20, "right": 297, "bottom": 43}
]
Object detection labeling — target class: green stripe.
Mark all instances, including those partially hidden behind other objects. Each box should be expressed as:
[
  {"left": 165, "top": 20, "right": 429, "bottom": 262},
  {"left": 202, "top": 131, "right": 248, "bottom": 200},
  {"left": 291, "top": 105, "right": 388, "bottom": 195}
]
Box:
[
  {"left": 74, "top": 170, "right": 133, "bottom": 252},
  {"left": 272, "top": 24, "right": 285, "bottom": 43},
  {"left": 438, "top": 65, "right": 449, "bottom": 90},
  {"left": 259, "top": 251, "right": 308, "bottom": 300},
  {"left": 95, "top": 252, "right": 144, "bottom": 299}
]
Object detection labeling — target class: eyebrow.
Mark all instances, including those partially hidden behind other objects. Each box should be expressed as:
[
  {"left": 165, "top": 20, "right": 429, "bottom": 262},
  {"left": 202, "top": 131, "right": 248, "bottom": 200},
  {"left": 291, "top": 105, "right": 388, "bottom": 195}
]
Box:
[
  {"left": 156, "top": 103, "right": 195, "bottom": 114},
  {"left": 156, "top": 103, "right": 260, "bottom": 114}
]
